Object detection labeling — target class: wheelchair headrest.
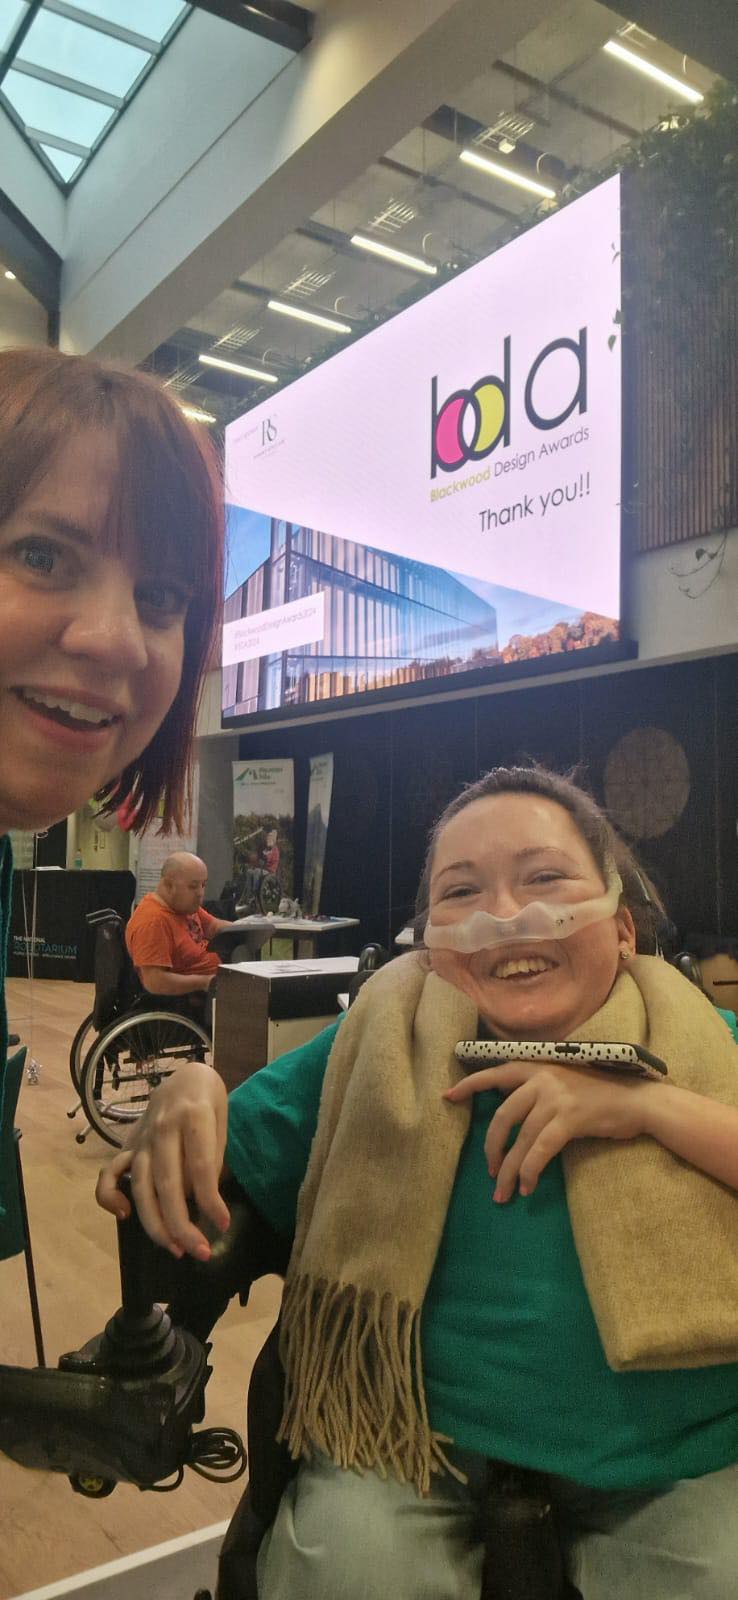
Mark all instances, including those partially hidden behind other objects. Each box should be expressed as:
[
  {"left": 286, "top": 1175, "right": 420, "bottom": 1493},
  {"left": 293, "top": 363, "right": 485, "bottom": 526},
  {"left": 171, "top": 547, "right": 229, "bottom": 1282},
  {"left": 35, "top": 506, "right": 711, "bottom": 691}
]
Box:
[
  {"left": 357, "top": 943, "right": 389, "bottom": 973},
  {"left": 672, "top": 951, "right": 703, "bottom": 990}
]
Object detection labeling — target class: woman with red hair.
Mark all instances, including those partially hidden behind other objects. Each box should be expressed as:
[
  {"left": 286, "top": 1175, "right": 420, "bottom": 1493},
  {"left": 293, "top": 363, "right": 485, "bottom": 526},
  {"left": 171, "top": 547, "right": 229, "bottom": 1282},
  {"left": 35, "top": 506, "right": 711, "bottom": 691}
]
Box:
[{"left": 0, "top": 347, "right": 224, "bottom": 1060}]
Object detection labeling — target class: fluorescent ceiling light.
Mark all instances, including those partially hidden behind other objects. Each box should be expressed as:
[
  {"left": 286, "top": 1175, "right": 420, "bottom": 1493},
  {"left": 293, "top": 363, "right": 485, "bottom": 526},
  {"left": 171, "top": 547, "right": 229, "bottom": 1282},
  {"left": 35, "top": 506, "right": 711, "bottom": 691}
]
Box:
[
  {"left": 268, "top": 299, "right": 352, "bottom": 335},
  {"left": 180, "top": 403, "right": 216, "bottom": 425},
  {"left": 4, "top": 270, "right": 16, "bottom": 280},
  {"left": 603, "top": 40, "right": 704, "bottom": 103},
  {"left": 350, "top": 234, "right": 437, "bottom": 275},
  {"left": 459, "top": 148, "right": 556, "bottom": 199},
  {"left": 199, "top": 353, "right": 278, "bottom": 383}
]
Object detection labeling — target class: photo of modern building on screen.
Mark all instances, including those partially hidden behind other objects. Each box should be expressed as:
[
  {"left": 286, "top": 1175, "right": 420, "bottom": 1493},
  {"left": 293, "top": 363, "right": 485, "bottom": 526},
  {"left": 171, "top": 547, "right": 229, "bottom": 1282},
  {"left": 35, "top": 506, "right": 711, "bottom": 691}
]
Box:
[
  {"left": 222, "top": 513, "right": 619, "bottom": 719},
  {"left": 222, "top": 517, "right": 499, "bottom": 717}
]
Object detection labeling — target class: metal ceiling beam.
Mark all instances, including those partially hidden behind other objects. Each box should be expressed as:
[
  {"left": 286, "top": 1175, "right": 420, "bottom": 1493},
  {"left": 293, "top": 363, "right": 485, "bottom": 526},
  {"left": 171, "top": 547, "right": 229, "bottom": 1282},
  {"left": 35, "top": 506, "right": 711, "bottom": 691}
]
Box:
[
  {"left": 44, "top": 1, "right": 160, "bottom": 53},
  {"left": 188, "top": 1, "right": 313, "bottom": 53},
  {"left": 227, "top": 273, "right": 367, "bottom": 330},
  {"left": 494, "top": 61, "right": 640, "bottom": 141},
  {"left": 231, "top": 215, "right": 392, "bottom": 266},
  {"left": 11, "top": 59, "right": 123, "bottom": 109},
  {"left": 378, "top": 154, "right": 515, "bottom": 221},
  {"left": 297, "top": 217, "right": 359, "bottom": 255},
  {"left": 423, "top": 102, "right": 571, "bottom": 189},
  {"left": 0, "top": 0, "right": 44, "bottom": 89},
  {"left": 153, "top": 333, "right": 294, "bottom": 393},
  {"left": 25, "top": 126, "right": 89, "bottom": 157},
  {"left": 227, "top": 197, "right": 514, "bottom": 313}
]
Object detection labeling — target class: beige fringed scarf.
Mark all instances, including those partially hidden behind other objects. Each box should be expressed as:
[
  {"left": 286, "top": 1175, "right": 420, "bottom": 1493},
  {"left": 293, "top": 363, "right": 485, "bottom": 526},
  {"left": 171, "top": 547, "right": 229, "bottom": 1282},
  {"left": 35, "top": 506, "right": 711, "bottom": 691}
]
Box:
[{"left": 278, "top": 952, "right": 738, "bottom": 1492}]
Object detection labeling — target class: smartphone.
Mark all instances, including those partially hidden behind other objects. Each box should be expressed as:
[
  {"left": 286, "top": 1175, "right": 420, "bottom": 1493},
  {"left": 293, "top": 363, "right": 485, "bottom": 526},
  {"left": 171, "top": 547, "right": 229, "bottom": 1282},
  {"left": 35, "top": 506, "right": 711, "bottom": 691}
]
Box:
[{"left": 454, "top": 1039, "right": 668, "bottom": 1080}]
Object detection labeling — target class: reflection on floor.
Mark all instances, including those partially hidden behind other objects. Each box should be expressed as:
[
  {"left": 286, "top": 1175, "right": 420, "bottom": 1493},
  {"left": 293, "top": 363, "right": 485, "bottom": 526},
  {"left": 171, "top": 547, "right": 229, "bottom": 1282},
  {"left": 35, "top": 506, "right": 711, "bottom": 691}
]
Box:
[{"left": 11, "top": 1523, "right": 227, "bottom": 1600}]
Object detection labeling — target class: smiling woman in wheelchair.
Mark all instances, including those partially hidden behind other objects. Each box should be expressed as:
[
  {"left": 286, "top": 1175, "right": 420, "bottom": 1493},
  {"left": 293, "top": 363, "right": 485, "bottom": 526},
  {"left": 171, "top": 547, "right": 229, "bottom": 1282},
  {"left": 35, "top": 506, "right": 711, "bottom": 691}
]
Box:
[{"left": 98, "top": 766, "right": 738, "bottom": 1600}]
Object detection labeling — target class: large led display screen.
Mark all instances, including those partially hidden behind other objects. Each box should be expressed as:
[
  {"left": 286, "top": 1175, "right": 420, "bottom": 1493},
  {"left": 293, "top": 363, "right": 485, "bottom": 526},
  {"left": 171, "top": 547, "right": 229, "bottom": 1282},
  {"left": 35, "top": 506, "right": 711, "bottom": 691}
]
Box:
[{"left": 222, "top": 175, "right": 621, "bottom": 724}]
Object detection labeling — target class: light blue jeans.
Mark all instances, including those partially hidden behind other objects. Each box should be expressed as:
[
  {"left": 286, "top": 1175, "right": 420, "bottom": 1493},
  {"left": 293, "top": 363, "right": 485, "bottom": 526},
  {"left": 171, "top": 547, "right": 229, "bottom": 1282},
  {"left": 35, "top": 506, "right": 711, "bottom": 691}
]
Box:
[{"left": 256, "top": 1450, "right": 738, "bottom": 1599}]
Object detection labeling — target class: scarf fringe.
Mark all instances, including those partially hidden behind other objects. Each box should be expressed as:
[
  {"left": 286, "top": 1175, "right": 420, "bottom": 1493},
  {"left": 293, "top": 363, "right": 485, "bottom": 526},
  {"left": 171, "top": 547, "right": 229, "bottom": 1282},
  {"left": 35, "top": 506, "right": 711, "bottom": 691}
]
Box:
[{"left": 277, "top": 1272, "right": 462, "bottom": 1495}]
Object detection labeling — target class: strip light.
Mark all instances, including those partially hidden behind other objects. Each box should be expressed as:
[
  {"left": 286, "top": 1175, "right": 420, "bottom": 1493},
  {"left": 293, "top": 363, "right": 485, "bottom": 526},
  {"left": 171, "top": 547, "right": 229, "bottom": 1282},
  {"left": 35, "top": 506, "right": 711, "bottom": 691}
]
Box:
[
  {"left": 350, "top": 234, "right": 437, "bottom": 275},
  {"left": 199, "top": 353, "right": 278, "bottom": 383},
  {"left": 603, "top": 40, "right": 703, "bottom": 103},
  {"left": 268, "top": 299, "right": 352, "bottom": 335},
  {"left": 459, "top": 148, "right": 556, "bottom": 199},
  {"left": 180, "top": 403, "right": 216, "bottom": 425}
]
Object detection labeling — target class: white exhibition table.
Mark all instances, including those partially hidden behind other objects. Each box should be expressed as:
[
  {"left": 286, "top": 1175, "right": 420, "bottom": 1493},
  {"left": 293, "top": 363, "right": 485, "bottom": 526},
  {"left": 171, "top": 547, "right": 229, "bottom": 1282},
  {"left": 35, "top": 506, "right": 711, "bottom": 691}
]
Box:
[{"left": 212, "top": 914, "right": 359, "bottom": 961}]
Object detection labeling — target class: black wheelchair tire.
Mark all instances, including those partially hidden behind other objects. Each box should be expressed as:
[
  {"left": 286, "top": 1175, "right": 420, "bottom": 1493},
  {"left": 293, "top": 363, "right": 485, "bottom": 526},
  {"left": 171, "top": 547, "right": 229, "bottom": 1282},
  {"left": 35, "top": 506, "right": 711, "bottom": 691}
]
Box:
[
  {"left": 69, "top": 1011, "right": 96, "bottom": 1094},
  {"left": 78, "top": 1009, "right": 212, "bottom": 1148}
]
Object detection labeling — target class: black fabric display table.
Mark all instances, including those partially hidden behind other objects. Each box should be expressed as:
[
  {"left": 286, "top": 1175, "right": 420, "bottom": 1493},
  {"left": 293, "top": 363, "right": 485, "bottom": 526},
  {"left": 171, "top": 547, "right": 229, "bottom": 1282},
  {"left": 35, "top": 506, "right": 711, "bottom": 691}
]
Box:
[{"left": 8, "top": 869, "right": 135, "bottom": 981}]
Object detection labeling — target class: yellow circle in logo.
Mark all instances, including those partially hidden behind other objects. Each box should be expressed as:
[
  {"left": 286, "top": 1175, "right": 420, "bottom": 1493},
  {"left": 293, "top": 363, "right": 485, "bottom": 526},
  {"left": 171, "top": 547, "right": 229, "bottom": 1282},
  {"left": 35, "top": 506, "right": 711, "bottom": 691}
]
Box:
[{"left": 471, "top": 380, "right": 505, "bottom": 454}]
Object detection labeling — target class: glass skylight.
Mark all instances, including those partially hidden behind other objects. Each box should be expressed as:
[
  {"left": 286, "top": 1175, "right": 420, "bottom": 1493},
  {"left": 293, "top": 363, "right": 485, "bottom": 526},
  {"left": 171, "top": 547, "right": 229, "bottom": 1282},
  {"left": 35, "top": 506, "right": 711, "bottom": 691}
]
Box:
[
  {"left": 67, "top": 0, "right": 188, "bottom": 39},
  {"left": 5, "top": 69, "right": 114, "bottom": 144},
  {"left": 39, "top": 141, "right": 83, "bottom": 182},
  {"left": 17, "top": 11, "right": 151, "bottom": 97},
  {"left": 0, "top": 0, "right": 190, "bottom": 189}
]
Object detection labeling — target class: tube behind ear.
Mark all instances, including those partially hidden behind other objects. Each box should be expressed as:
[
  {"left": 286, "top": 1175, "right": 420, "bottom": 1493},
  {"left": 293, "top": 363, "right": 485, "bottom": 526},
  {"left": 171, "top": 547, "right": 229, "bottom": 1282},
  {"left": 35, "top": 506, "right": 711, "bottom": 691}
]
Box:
[{"left": 632, "top": 871, "right": 676, "bottom": 957}]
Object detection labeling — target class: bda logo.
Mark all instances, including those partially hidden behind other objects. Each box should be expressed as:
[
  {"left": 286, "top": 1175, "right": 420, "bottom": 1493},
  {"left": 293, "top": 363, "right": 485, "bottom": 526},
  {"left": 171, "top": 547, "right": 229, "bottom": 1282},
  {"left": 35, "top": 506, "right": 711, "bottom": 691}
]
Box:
[
  {"left": 431, "top": 329, "right": 587, "bottom": 477},
  {"left": 261, "top": 417, "right": 277, "bottom": 447}
]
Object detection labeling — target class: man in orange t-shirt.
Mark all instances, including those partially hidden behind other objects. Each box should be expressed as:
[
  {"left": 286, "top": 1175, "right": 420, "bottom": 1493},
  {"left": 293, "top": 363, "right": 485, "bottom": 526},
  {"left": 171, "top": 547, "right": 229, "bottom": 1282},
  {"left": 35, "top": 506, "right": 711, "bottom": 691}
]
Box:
[{"left": 126, "top": 853, "right": 234, "bottom": 999}]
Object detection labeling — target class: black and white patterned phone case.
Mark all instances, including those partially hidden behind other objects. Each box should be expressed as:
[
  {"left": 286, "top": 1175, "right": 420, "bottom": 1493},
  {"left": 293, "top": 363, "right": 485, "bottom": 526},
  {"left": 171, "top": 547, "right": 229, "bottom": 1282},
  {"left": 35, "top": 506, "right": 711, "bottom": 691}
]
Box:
[{"left": 455, "top": 1039, "right": 668, "bottom": 1080}]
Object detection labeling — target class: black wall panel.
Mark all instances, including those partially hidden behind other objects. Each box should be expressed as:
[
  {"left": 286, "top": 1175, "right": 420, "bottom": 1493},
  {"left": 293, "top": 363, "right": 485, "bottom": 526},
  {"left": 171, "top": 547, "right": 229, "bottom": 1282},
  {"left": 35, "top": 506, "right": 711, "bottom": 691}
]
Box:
[
  {"left": 581, "top": 659, "right": 718, "bottom": 937},
  {"left": 476, "top": 678, "right": 583, "bottom": 776},
  {"left": 388, "top": 698, "right": 477, "bottom": 935},
  {"left": 239, "top": 652, "right": 738, "bottom": 948}
]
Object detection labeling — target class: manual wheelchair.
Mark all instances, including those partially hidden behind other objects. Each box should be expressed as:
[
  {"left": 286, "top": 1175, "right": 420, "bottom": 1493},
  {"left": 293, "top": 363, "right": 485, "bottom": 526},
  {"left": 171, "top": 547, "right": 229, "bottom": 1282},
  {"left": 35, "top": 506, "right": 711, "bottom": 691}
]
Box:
[{"left": 67, "top": 908, "right": 212, "bottom": 1148}]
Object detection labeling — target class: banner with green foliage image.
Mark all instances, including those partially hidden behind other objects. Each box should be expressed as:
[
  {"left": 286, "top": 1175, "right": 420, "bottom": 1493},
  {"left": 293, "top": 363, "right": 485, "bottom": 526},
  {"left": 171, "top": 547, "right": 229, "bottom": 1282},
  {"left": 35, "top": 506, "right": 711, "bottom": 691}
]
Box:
[{"left": 232, "top": 760, "right": 294, "bottom": 906}]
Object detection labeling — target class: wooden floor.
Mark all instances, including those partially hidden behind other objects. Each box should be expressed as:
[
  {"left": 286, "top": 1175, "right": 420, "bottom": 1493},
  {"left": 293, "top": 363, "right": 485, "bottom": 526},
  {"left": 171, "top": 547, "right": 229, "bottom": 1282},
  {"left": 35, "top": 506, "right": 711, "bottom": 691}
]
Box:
[{"left": 1, "top": 978, "right": 282, "bottom": 1600}]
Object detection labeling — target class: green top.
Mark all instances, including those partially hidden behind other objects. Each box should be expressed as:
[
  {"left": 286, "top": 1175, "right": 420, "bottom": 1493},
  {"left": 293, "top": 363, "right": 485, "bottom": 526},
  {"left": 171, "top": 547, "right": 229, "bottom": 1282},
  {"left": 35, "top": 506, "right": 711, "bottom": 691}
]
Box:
[
  {"left": 227, "top": 1021, "right": 738, "bottom": 1491},
  {"left": 716, "top": 1006, "right": 738, "bottom": 1046}
]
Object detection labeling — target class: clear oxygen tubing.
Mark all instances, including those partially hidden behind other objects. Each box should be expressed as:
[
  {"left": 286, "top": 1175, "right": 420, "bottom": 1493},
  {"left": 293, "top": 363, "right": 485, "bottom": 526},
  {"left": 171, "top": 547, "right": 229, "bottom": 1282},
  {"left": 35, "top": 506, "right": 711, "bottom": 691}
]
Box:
[{"left": 424, "top": 870, "right": 623, "bottom": 955}]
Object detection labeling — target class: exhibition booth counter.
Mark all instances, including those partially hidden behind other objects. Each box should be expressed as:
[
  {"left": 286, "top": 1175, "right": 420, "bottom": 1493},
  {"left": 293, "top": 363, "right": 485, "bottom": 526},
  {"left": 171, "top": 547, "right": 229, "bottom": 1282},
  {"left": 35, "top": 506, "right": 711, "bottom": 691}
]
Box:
[{"left": 213, "top": 955, "right": 359, "bottom": 1091}]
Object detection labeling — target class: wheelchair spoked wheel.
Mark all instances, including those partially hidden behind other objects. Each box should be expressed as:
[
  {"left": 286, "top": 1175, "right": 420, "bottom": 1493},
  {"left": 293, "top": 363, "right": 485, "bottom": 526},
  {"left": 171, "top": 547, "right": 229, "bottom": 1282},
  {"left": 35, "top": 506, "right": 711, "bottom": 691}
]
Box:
[
  {"left": 68, "top": 1011, "right": 96, "bottom": 1094},
  {"left": 78, "top": 1010, "right": 212, "bottom": 1148}
]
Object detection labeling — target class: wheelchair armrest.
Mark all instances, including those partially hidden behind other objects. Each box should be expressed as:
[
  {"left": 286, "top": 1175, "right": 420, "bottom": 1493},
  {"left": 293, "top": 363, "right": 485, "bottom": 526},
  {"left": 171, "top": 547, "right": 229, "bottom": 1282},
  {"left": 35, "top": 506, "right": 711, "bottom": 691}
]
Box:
[{"left": 117, "top": 1174, "right": 291, "bottom": 1344}]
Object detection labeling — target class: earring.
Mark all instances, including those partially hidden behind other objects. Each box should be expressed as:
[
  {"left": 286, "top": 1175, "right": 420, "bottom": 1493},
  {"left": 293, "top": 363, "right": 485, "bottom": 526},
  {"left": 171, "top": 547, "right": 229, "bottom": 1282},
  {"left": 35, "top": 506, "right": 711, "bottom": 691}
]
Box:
[{"left": 619, "top": 946, "right": 632, "bottom": 962}]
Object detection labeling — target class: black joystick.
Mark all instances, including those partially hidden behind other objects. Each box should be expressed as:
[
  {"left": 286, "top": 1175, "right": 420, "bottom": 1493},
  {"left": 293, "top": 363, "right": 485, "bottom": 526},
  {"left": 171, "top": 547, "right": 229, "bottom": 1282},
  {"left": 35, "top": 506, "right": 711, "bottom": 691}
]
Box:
[{"left": 0, "top": 1183, "right": 260, "bottom": 1496}]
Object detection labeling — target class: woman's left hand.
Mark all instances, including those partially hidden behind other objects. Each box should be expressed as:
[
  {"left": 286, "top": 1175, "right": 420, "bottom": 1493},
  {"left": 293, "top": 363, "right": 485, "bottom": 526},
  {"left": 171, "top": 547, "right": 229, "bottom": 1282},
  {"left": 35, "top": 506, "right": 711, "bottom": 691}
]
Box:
[{"left": 444, "top": 1062, "right": 658, "bottom": 1202}]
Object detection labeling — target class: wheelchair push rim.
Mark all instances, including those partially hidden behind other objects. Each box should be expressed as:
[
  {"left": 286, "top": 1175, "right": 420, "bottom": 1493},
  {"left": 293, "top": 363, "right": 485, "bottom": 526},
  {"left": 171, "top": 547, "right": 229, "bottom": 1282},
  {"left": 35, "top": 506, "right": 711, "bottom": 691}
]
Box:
[
  {"left": 68, "top": 1011, "right": 96, "bottom": 1094},
  {"left": 78, "top": 1009, "right": 212, "bottom": 1147}
]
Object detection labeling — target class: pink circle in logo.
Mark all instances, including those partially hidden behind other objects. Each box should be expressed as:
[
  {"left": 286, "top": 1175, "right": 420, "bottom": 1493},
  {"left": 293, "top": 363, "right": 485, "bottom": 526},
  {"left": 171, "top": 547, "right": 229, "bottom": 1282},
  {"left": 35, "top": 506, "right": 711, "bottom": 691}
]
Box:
[{"left": 434, "top": 395, "right": 466, "bottom": 467}]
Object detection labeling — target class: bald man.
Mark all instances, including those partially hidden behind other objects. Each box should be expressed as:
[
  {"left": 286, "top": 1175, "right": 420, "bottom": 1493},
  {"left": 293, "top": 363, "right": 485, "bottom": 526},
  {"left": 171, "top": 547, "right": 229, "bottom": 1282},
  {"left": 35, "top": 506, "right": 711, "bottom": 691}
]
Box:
[{"left": 125, "top": 853, "right": 234, "bottom": 998}]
